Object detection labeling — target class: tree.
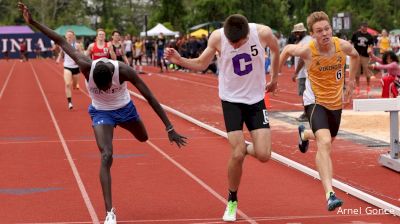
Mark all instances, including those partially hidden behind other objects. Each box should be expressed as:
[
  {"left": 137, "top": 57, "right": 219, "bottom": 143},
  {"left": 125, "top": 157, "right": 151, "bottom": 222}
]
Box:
[{"left": 149, "top": 0, "right": 187, "bottom": 33}]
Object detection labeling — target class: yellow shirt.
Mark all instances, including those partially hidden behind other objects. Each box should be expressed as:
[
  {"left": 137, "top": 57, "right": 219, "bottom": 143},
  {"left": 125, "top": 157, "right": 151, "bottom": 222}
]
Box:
[
  {"left": 305, "top": 37, "right": 346, "bottom": 110},
  {"left": 379, "top": 36, "right": 390, "bottom": 53}
]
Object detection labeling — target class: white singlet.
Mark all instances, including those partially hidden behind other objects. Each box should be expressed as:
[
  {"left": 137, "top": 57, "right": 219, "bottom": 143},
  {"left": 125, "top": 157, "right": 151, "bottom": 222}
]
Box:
[
  {"left": 85, "top": 58, "right": 131, "bottom": 110},
  {"left": 218, "top": 23, "right": 266, "bottom": 104},
  {"left": 63, "top": 42, "right": 78, "bottom": 68}
]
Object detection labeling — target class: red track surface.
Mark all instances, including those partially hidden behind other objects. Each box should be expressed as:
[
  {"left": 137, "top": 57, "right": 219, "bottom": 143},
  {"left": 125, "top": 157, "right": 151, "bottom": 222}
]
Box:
[{"left": 0, "top": 59, "right": 398, "bottom": 224}]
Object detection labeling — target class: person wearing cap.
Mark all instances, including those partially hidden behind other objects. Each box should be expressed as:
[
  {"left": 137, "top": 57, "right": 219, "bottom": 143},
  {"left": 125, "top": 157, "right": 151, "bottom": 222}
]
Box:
[
  {"left": 351, "top": 22, "right": 374, "bottom": 95},
  {"left": 291, "top": 23, "right": 313, "bottom": 122}
]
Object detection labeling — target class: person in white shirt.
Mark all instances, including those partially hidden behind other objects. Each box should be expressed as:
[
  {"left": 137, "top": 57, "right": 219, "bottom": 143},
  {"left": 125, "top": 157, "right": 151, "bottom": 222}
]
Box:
[
  {"left": 290, "top": 23, "right": 313, "bottom": 121},
  {"left": 165, "top": 14, "right": 279, "bottom": 222},
  {"left": 56, "top": 30, "right": 84, "bottom": 109},
  {"left": 123, "top": 34, "right": 133, "bottom": 66},
  {"left": 19, "top": 3, "right": 187, "bottom": 224}
]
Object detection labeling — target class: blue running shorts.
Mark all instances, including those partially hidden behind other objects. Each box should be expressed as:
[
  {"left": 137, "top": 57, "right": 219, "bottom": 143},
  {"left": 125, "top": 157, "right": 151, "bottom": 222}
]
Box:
[{"left": 88, "top": 101, "right": 140, "bottom": 126}]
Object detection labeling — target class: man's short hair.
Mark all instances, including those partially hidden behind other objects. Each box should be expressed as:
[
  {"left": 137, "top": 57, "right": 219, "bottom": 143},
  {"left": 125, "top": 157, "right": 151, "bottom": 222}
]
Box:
[
  {"left": 112, "top": 30, "right": 120, "bottom": 36},
  {"left": 306, "top": 11, "right": 330, "bottom": 32},
  {"left": 223, "top": 14, "right": 249, "bottom": 43},
  {"left": 93, "top": 62, "right": 112, "bottom": 90},
  {"left": 360, "top": 22, "right": 368, "bottom": 27}
]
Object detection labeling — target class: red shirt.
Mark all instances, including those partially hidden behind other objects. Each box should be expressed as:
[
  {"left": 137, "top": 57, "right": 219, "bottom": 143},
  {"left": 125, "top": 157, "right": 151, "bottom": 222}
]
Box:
[
  {"left": 19, "top": 42, "right": 27, "bottom": 52},
  {"left": 91, "top": 42, "right": 110, "bottom": 60}
]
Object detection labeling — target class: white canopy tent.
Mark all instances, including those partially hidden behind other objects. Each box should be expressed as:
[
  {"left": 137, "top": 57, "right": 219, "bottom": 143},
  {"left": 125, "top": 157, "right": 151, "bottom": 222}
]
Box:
[{"left": 140, "top": 23, "right": 179, "bottom": 37}]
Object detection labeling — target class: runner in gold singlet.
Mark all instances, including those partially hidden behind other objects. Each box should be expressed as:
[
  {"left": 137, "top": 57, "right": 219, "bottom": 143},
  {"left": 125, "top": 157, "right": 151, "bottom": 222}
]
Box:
[{"left": 279, "top": 11, "right": 360, "bottom": 212}]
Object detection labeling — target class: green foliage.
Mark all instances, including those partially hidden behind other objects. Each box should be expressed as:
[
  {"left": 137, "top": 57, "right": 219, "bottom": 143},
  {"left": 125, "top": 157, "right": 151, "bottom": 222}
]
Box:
[{"left": 3, "top": 0, "right": 400, "bottom": 38}]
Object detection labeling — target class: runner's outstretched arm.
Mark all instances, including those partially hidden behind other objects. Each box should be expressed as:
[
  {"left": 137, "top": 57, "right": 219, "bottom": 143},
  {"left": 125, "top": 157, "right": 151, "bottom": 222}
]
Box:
[{"left": 18, "top": 2, "right": 91, "bottom": 75}]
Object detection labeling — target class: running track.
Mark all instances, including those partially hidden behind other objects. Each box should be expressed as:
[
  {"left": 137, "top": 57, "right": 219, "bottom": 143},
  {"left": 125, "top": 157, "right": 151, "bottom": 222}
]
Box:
[{"left": 0, "top": 59, "right": 398, "bottom": 224}]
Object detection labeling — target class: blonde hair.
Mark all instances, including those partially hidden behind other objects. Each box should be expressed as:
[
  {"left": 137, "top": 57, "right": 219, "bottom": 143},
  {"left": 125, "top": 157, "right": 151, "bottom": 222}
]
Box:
[
  {"left": 66, "top": 29, "right": 75, "bottom": 35},
  {"left": 96, "top": 28, "right": 105, "bottom": 35},
  {"left": 307, "top": 11, "right": 330, "bottom": 32}
]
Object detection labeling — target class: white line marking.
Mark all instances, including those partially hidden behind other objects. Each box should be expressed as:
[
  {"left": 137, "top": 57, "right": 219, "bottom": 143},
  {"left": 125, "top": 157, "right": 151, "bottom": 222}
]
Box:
[
  {"left": 154, "top": 73, "right": 218, "bottom": 89},
  {"left": 16, "top": 213, "right": 392, "bottom": 224},
  {"left": 0, "top": 61, "right": 16, "bottom": 100},
  {"left": 146, "top": 140, "right": 257, "bottom": 224},
  {"left": 29, "top": 62, "right": 100, "bottom": 224},
  {"left": 129, "top": 90, "right": 400, "bottom": 217},
  {"left": 149, "top": 73, "right": 302, "bottom": 107},
  {"left": 0, "top": 136, "right": 224, "bottom": 145},
  {"left": 43, "top": 60, "right": 90, "bottom": 98}
]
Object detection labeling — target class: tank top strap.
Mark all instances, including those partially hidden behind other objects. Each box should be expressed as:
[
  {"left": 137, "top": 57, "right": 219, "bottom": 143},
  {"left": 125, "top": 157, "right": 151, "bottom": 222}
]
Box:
[
  {"left": 332, "top": 37, "right": 341, "bottom": 53},
  {"left": 309, "top": 39, "right": 319, "bottom": 57}
]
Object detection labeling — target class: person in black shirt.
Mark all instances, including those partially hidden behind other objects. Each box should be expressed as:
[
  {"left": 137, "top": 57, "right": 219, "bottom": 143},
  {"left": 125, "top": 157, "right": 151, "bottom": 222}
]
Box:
[
  {"left": 111, "top": 30, "right": 129, "bottom": 64},
  {"left": 144, "top": 37, "right": 154, "bottom": 66},
  {"left": 156, "top": 33, "right": 168, "bottom": 72},
  {"left": 351, "top": 22, "right": 374, "bottom": 95}
]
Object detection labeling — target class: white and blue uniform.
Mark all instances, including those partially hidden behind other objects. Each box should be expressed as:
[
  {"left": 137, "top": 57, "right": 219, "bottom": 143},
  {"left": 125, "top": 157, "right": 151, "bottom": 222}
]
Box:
[{"left": 86, "top": 58, "right": 139, "bottom": 126}]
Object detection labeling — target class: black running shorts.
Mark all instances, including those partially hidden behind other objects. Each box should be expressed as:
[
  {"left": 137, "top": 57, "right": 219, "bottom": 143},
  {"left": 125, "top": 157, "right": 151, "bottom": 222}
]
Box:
[
  {"left": 64, "top": 67, "right": 80, "bottom": 75},
  {"left": 305, "top": 104, "right": 342, "bottom": 137},
  {"left": 221, "top": 99, "right": 270, "bottom": 133}
]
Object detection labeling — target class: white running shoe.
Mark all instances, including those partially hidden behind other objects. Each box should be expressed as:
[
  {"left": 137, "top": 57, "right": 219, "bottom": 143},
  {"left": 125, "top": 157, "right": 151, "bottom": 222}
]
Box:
[
  {"left": 104, "top": 208, "right": 116, "bottom": 224},
  {"left": 68, "top": 102, "right": 73, "bottom": 110},
  {"left": 222, "top": 201, "right": 237, "bottom": 222}
]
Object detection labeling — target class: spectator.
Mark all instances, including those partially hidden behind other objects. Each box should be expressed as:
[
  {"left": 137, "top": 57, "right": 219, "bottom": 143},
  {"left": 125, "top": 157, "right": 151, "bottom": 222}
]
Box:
[
  {"left": 369, "top": 50, "right": 400, "bottom": 98},
  {"left": 378, "top": 29, "right": 391, "bottom": 54},
  {"left": 3, "top": 50, "right": 9, "bottom": 61},
  {"left": 123, "top": 34, "right": 133, "bottom": 66},
  {"left": 351, "top": 22, "right": 374, "bottom": 95},
  {"left": 144, "top": 36, "right": 154, "bottom": 66},
  {"left": 290, "top": 22, "right": 312, "bottom": 122},
  {"left": 18, "top": 39, "right": 28, "bottom": 62},
  {"left": 133, "top": 37, "right": 144, "bottom": 69},
  {"left": 156, "top": 33, "right": 168, "bottom": 72},
  {"left": 34, "top": 40, "right": 42, "bottom": 59}
]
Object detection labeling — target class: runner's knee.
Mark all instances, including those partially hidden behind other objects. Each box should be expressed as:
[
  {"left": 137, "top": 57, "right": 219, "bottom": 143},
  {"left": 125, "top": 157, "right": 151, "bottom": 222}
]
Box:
[
  {"left": 317, "top": 136, "right": 332, "bottom": 153},
  {"left": 100, "top": 148, "right": 113, "bottom": 167},
  {"left": 231, "top": 144, "right": 246, "bottom": 163},
  {"left": 257, "top": 151, "right": 271, "bottom": 163}
]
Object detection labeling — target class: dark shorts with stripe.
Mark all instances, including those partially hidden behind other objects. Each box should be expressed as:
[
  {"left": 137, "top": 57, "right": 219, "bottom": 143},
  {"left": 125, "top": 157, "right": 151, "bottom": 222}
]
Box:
[
  {"left": 64, "top": 67, "right": 80, "bottom": 75},
  {"left": 305, "top": 104, "right": 342, "bottom": 137},
  {"left": 221, "top": 99, "right": 270, "bottom": 132}
]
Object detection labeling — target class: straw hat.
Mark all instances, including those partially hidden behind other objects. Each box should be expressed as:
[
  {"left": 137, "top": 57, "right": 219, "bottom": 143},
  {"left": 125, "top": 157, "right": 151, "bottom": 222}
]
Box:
[{"left": 292, "top": 23, "right": 307, "bottom": 33}]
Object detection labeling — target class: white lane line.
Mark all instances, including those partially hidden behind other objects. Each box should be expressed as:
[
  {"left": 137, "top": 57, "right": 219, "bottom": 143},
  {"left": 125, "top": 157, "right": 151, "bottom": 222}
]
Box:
[
  {"left": 29, "top": 62, "right": 100, "bottom": 224},
  {"left": 0, "top": 136, "right": 224, "bottom": 145},
  {"left": 16, "top": 212, "right": 393, "bottom": 224},
  {"left": 43, "top": 60, "right": 254, "bottom": 222},
  {"left": 43, "top": 60, "right": 90, "bottom": 98},
  {"left": 0, "top": 61, "right": 16, "bottom": 100},
  {"left": 146, "top": 140, "right": 257, "bottom": 224},
  {"left": 153, "top": 73, "right": 218, "bottom": 89},
  {"left": 146, "top": 74, "right": 302, "bottom": 107},
  {"left": 130, "top": 91, "right": 400, "bottom": 217}
]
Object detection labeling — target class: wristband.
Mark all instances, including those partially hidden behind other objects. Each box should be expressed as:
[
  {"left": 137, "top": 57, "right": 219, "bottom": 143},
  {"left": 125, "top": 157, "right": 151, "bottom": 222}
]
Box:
[{"left": 166, "top": 125, "right": 174, "bottom": 133}]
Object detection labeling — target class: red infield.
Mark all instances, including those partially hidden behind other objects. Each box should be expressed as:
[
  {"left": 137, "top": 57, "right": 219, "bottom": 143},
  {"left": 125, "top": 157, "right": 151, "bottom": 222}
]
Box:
[{"left": 0, "top": 59, "right": 399, "bottom": 224}]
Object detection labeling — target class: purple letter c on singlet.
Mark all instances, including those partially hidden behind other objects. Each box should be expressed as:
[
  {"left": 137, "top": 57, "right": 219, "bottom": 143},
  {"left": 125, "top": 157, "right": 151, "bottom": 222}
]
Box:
[{"left": 232, "top": 53, "right": 253, "bottom": 76}]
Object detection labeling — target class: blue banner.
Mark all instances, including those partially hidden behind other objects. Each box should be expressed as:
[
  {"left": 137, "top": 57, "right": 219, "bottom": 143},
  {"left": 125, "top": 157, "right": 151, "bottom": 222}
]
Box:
[{"left": 0, "top": 33, "right": 53, "bottom": 59}]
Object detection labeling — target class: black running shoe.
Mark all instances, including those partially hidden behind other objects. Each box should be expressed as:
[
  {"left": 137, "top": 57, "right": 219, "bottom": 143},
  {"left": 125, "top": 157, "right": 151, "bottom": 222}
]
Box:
[
  {"left": 327, "top": 192, "right": 343, "bottom": 211},
  {"left": 298, "top": 124, "right": 309, "bottom": 153}
]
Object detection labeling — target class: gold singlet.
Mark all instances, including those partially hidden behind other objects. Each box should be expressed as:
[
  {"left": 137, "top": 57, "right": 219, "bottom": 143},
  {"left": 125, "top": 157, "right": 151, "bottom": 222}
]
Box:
[{"left": 304, "top": 37, "right": 346, "bottom": 110}]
